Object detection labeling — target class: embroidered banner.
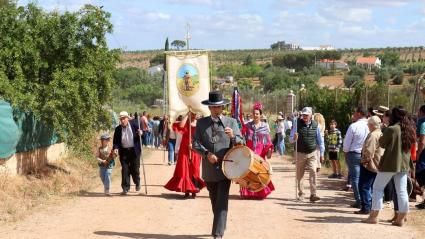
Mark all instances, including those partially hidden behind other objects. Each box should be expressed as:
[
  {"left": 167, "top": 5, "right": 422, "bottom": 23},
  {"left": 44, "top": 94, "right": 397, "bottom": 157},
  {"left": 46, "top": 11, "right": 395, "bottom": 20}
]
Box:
[{"left": 166, "top": 51, "right": 210, "bottom": 121}]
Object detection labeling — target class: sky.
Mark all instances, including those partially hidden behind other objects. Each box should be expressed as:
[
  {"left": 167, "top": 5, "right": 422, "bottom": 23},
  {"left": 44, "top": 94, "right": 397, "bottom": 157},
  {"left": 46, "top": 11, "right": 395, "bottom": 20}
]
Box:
[{"left": 18, "top": 0, "right": 425, "bottom": 51}]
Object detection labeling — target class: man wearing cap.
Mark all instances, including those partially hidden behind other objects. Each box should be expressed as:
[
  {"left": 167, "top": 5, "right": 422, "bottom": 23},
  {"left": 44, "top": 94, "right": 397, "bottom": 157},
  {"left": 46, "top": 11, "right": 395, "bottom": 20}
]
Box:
[
  {"left": 193, "top": 91, "right": 244, "bottom": 239},
  {"left": 113, "top": 111, "right": 143, "bottom": 195},
  {"left": 290, "top": 107, "right": 325, "bottom": 202},
  {"left": 343, "top": 107, "right": 370, "bottom": 208}
]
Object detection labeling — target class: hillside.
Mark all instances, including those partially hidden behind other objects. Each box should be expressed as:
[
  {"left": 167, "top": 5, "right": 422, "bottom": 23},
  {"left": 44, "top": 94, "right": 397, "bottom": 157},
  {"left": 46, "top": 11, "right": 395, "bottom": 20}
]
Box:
[{"left": 119, "top": 47, "right": 425, "bottom": 69}]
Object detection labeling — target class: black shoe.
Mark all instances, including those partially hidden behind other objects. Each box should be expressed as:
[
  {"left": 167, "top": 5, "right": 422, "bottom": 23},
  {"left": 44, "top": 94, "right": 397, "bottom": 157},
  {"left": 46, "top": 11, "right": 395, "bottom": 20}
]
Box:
[
  {"left": 120, "top": 190, "right": 128, "bottom": 195},
  {"left": 183, "top": 192, "right": 190, "bottom": 198},
  {"left": 350, "top": 203, "right": 361, "bottom": 209},
  {"left": 310, "top": 194, "right": 321, "bottom": 203},
  {"left": 191, "top": 193, "right": 196, "bottom": 199},
  {"left": 328, "top": 173, "right": 337, "bottom": 179},
  {"left": 336, "top": 174, "right": 343, "bottom": 179},
  {"left": 136, "top": 185, "right": 141, "bottom": 192},
  {"left": 354, "top": 209, "right": 370, "bottom": 215},
  {"left": 415, "top": 201, "right": 425, "bottom": 209}
]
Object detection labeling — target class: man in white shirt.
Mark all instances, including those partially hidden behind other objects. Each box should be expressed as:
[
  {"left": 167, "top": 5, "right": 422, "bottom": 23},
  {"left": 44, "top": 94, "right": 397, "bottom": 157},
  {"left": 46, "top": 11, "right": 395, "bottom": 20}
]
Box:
[
  {"left": 276, "top": 115, "right": 286, "bottom": 156},
  {"left": 343, "top": 107, "right": 370, "bottom": 208},
  {"left": 113, "top": 111, "right": 143, "bottom": 195}
]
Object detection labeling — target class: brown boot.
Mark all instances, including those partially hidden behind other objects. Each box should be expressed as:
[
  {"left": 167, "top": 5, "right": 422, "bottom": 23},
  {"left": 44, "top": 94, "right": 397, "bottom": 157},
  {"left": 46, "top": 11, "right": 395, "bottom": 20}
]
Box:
[
  {"left": 387, "top": 211, "right": 398, "bottom": 223},
  {"left": 388, "top": 211, "right": 407, "bottom": 223},
  {"left": 362, "top": 210, "right": 379, "bottom": 224},
  {"left": 392, "top": 212, "right": 407, "bottom": 227}
]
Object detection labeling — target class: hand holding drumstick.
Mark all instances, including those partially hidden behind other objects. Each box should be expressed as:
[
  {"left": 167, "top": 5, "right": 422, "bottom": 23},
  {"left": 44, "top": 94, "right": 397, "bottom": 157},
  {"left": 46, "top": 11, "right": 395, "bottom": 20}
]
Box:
[{"left": 224, "top": 127, "right": 234, "bottom": 138}]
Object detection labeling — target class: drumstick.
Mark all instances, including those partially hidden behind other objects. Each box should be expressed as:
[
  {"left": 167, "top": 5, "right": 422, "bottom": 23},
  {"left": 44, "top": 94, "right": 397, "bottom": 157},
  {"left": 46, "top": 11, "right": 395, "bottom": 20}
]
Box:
[{"left": 222, "top": 159, "right": 234, "bottom": 162}]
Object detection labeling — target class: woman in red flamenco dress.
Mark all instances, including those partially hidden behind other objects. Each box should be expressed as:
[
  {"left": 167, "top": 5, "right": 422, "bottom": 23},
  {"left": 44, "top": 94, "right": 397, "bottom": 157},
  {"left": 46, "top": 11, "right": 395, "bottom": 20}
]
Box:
[
  {"left": 240, "top": 102, "right": 275, "bottom": 199},
  {"left": 164, "top": 112, "right": 205, "bottom": 198}
]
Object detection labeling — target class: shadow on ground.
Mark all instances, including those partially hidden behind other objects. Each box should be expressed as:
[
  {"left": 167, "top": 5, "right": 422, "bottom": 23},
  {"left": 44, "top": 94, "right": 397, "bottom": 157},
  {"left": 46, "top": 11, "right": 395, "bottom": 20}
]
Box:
[{"left": 94, "top": 231, "right": 210, "bottom": 239}]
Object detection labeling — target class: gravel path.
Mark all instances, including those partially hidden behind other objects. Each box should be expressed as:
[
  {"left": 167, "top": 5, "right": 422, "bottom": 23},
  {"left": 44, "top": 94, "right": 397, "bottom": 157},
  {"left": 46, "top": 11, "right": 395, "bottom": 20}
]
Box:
[{"left": 0, "top": 149, "right": 420, "bottom": 239}]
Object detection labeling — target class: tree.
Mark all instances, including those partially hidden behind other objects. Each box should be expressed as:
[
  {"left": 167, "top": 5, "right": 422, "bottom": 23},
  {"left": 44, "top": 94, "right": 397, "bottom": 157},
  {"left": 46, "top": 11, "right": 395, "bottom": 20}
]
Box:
[
  {"left": 272, "top": 52, "right": 315, "bottom": 71},
  {"left": 344, "top": 66, "right": 366, "bottom": 87},
  {"left": 344, "top": 75, "right": 361, "bottom": 88},
  {"left": 243, "top": 54, "right": 254, "bottom": 66},
  {"left": 164, "top": 37, "right": 169, "bottom": 51},
  {"left": 378, "top": 50, "right": 400, "bottom": 67},
  {"left": 391, "top": 67, "right": 404, "bottom": 85},
  {"left": 260, "top": 67, "right": 293, "bottom": 92},
  {"left": 0, "top": 0, "right": 9, "bottom": 7},
  {"left": 237, "top": 79, "right": 253, "bottom": 90},
  {"left": 374, "top": 68, "right": 390, "bottom": 84},
  {"left": 150, "top": 54, "right": 165, "bottom": 66},
  {"left": 0, "top": 3, "right": 119, "bottom": 150},
  {"left": 171, "top": 40, "right": 186, "bottom": 50},
  {"left": 113, "top": 67, "right": 163, "bottom": 106}
]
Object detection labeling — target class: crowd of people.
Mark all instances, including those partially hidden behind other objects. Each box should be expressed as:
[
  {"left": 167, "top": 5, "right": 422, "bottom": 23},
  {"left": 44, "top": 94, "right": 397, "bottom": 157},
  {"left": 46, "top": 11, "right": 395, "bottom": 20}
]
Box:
[{"left": 94, "top": 90, "right": 425, "bottom": 238}]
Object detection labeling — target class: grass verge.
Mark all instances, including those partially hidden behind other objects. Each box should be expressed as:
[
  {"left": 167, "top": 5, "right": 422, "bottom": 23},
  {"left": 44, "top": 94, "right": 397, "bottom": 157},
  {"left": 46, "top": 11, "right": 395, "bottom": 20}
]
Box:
[{"left": 0, "top": 153, "right": 99, "bottom": 223}]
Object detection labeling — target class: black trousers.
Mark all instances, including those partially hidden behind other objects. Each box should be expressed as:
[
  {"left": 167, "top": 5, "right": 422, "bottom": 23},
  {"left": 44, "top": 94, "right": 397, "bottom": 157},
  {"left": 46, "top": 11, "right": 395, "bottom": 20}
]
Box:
[
  {"left": 206, "top": 179, "right": 231, "bottom": 237},
  {"left": 119, "top": 147, "right": 140, "bottom": 191}
]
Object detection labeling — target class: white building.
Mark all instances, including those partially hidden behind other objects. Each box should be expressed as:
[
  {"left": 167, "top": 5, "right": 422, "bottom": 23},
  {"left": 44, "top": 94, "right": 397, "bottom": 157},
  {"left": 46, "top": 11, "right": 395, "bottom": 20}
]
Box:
[{"left": 356, "top": 57, "right": 381, "bottom": 70}]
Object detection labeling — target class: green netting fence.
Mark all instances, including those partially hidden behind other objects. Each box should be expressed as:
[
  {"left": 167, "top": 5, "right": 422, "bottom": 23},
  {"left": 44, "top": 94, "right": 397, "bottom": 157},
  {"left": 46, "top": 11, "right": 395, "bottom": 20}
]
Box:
[
  {"left": 1, "top": 100, "right": 119, "bottom": 159},
  {"left": 0, "top": 100, "right": 20, "bottom": 158},
  {"left": 13, "top": 109, "right": 60, "bottom": 153},
  {"left": 0, "top": 100, "right": 59, "bottom": 158}
]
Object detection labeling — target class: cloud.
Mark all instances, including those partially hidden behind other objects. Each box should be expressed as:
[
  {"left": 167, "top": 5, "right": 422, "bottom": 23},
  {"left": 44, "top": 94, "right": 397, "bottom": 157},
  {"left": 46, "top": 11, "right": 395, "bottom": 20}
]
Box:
[
  {"left": 145, "top": 12, "right": 171, "bottom": 21},
  {"left": 338, "top": 25, "right": 376, "bottom": 35},
  {"left": 18, "top": 0, "right": 103, "bottom": 12},
  {"left": 164, "top": 0, "right": 215, "bottom": 6},
  {"left": 166, "top": 0, "right": 211, "bottom": 3},
  {"left": 321, "top": 7, "right": 372, "bottom": 22},
  {"left": 327, "top": 0, "right": 410, "bottom": 7},
  {"left": 272, "top": 0, "right": 310, "bottom": 7}
]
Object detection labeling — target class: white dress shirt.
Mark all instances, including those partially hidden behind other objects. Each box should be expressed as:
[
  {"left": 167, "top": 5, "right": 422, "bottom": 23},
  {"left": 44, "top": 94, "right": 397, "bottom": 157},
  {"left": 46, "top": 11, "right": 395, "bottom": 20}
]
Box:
[{"left": 343, "top": 118, "right": 369, "bottom": 153}]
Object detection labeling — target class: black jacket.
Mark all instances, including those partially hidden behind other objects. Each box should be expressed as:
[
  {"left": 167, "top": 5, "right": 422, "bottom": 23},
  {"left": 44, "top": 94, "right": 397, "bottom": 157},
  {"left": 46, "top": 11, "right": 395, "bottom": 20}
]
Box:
[{"left": 113, "top": 119, "right": 141, "bottom": 158}]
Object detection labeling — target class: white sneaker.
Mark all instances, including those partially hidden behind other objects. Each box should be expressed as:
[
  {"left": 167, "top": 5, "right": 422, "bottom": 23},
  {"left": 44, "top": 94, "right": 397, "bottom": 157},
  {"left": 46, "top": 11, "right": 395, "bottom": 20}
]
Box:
[{"left": 104, "top": 189, "right": 110, "bottom": 196}]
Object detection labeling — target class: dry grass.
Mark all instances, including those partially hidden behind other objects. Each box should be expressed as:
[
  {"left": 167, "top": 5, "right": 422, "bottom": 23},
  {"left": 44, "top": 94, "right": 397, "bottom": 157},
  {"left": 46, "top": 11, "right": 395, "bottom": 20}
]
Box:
[{"left": 0, "top": 154, "right": 98, "bottom": 223}]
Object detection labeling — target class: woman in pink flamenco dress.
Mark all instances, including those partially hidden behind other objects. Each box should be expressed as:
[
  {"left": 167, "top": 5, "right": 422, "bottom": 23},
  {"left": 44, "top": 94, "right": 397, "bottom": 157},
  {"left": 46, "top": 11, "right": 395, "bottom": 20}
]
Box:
[{"left": 240, "top": 103, "right": 275, "bottom": 199}]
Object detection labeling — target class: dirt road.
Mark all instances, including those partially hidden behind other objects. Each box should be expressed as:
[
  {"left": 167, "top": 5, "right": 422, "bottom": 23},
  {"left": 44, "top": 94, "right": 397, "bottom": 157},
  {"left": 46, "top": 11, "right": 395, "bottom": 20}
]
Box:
[{"left": 0, "top": 149, "right": 421, "bottom": 239}]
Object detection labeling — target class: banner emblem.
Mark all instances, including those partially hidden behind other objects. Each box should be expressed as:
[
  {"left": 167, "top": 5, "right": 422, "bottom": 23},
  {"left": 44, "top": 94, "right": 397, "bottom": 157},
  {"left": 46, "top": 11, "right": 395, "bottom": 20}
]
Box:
[{"left": 177, "top": 63, "right": 200, "bottom": 97}]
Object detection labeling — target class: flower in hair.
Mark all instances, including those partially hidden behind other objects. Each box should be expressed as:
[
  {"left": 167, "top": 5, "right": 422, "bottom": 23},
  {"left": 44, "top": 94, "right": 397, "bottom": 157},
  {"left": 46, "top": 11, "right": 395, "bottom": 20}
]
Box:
[{"left": 253, "top": 102, "right": 263, "bottom": 111}]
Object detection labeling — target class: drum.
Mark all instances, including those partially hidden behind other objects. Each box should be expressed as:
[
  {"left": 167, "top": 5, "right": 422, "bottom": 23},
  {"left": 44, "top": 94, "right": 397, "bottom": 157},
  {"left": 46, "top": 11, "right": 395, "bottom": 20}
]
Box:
[{"left": 222, "top": 145, "right": 272, "bottom": 192}]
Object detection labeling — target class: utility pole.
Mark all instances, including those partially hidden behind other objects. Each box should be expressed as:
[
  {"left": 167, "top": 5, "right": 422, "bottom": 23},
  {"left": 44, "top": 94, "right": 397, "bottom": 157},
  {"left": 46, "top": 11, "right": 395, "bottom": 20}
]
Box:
[{"left": 185, "top": 23, "right": 191, "bottom": 50}]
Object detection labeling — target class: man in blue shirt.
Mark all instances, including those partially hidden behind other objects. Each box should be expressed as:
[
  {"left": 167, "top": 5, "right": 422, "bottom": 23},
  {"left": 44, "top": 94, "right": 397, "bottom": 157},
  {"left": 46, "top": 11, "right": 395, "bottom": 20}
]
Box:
[
  {"left": 415, "top": 105, "right": 425, "bottom": 209},
  {"left": 343, "top": 107, "right": 369, "bottom": 209},
  {"left": 290, "top": 107, "right": 325, "bottom": 202}
]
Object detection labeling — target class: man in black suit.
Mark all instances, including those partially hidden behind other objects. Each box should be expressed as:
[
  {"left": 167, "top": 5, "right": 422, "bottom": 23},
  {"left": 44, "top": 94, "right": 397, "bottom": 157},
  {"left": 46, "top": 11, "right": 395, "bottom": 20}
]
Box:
[
  {"left": 193, "top": 91, "right": 244, "bottom": 239},
  {"left": 113, "top": 111, "right": 142, "bottom": 195}
]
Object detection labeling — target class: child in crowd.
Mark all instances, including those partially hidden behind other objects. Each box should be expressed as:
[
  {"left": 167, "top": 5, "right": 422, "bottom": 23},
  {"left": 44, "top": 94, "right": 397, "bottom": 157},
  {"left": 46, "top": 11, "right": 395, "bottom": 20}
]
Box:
[
  {"left": 326, "top": 120, "right": 343, "bottom": 179},
  {"left": 96, "top": 133, "right": 116, "bottom": 196}
]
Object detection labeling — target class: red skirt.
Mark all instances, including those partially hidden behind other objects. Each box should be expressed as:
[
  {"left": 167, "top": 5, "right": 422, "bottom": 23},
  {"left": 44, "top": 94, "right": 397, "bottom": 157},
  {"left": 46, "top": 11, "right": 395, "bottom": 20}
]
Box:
[{"left": 164, "top": 148, "right": 205, "bottom": 193}]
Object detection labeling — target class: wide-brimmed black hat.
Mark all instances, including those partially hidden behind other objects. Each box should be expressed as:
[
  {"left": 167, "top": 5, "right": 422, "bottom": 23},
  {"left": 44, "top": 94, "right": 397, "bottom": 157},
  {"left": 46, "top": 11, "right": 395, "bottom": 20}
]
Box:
[{"left": 201, "top": 91, "right": 230, "bottom": 106}]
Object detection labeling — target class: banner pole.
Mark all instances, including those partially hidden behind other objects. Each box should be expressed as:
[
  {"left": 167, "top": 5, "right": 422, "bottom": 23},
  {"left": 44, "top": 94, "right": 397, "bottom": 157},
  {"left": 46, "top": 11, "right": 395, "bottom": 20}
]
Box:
[
  {"left": 163, "top": 69, "right": 167, "bottom": 164},
  {"left": 188, "top": 107, "right": 192, "bottom": 163},
  {"left": 137, "top": 113, "right": 148, "bottom": 195}
]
